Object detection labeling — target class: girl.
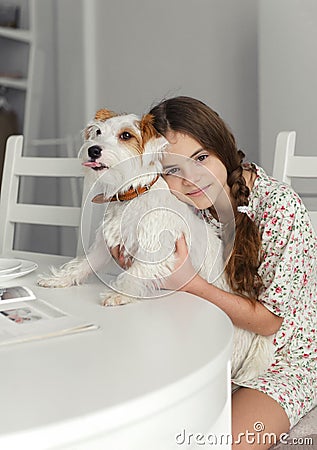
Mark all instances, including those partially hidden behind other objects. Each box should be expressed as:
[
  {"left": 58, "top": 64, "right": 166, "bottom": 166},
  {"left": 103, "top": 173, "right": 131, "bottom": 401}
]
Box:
[{"left": 148, "top": 96, "right": 317, "bottom": 449}]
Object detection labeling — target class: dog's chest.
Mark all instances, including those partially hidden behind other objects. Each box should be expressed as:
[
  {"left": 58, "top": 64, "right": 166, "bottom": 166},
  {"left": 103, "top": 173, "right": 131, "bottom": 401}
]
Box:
[
  {"left": 101, "top": 199, "right": 152, "bottom": 247},
  {"left": 101, "top": 190, "right": 181, "bottom": 248}
]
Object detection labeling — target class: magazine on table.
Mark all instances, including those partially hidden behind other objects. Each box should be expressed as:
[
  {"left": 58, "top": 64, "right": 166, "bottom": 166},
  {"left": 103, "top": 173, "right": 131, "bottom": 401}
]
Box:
[
  {"left": 0, "top": 286, "right": 36, "bottom": 304},
  {"left": 0, "top": 286, "right": 99, "bottom": 346}
]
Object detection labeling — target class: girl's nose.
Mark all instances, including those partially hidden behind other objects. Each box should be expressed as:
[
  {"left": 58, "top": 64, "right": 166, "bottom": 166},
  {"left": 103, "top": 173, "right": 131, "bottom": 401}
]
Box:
[{"left": 181, "top": 165, "right": 201, "bottom": 186}]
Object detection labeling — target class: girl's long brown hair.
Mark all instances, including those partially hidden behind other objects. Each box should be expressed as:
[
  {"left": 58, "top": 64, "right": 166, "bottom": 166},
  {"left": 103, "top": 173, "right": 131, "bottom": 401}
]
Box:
[{"left": 149, "top": 96, "right": 263, "bottom": 302}]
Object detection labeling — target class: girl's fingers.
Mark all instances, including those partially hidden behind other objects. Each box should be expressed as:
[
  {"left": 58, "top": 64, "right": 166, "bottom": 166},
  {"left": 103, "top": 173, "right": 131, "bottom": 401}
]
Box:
[
  {"left": 175, "top": 234, "right": 188, "bottom": 257},
  {"left": 111, "top": 245, "right": 131, "bottom": 269},
  {"left": 110, "top": 245, "right": 120, "bottom": 260},
  {"left": 113, "top": 237, "right": 188, "bottom": 272}
]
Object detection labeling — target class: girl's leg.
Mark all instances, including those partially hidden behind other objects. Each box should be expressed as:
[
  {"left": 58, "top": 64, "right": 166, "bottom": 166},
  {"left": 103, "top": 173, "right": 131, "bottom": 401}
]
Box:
[{"left": 232, "top": 387, "right": 290, "bottom": 449}]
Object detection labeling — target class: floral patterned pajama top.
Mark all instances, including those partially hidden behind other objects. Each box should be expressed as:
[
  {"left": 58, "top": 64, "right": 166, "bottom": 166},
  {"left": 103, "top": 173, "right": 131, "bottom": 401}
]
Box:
[{"left": 231, "top": 164, "right": 317, "bottom": 428}]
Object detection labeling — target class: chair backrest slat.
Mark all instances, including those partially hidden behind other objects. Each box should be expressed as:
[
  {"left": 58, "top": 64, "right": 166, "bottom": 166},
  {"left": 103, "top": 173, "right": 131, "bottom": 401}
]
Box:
[
  {"left": 14, "top": 157, "right": 83, "bottom": 178},
  {"left": 0, "top": 135, "right": 86, "bottom": 261},
  {"left": 273, "top": 131, "right": 317, "bottom": 232},
  {"left": 286, "top": 157, "right": 317, "bottom": 178},
  {"left": 9, "top": 204, "right": 82, "bottom": 227}
]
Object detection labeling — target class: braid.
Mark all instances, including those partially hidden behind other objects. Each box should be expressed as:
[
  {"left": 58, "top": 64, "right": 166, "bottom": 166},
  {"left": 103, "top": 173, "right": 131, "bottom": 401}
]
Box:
[{"left": 224, "top": 154, "right": 263, "bottom": 302}]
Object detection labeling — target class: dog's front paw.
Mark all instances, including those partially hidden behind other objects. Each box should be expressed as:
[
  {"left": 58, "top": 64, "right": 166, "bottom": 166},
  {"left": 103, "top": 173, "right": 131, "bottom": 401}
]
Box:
[
  {"left": 101, "top": 292, "right": 136, "bottom": 307},
  {"left": 37, "top": 274, "right": 76, "bottom": 288}
]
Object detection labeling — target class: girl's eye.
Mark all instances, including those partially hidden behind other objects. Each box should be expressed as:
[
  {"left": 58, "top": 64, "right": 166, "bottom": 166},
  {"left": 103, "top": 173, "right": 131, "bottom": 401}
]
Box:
[
  {"left": 164, "top": 167, "right": 179, "bottom": 176},
  {"left": 96, "top": 129, "right": 101, "bottom": 136},
  {"left": 120, "top": 131, "right": 132, "bottom": 140},
  {"left": 196, "top": 154, "right": 208, "bottom": 162}
]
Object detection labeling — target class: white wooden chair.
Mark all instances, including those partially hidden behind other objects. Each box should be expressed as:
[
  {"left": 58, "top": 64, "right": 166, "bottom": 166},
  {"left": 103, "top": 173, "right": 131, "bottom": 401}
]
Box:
[
  {"left": 272, "top": 131, "right": 317, "bottom": 232},
  {"left": 0, "top": 135, "right": 86, "bottom": 265}
]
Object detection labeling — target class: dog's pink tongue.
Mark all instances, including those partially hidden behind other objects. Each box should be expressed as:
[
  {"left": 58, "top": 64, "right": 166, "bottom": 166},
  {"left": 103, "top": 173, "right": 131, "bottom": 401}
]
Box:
[{"left": 82, "top": 161, "right": 101, "bottom": 168}]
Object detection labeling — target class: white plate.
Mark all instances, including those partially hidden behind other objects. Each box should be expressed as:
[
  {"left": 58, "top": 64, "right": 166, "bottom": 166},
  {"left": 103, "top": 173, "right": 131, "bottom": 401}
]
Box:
[
  {"left": 0, "top": 260, "right": 38, "bottom": 283},
  {"left": 0, "top": 259, "right": 23, "bottom": 275}
]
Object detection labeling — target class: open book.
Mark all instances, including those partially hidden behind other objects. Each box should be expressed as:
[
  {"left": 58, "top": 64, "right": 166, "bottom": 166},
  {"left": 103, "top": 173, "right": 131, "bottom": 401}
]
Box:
[{"left": 0, "top": 286, "right": 98, "bottom": 346}]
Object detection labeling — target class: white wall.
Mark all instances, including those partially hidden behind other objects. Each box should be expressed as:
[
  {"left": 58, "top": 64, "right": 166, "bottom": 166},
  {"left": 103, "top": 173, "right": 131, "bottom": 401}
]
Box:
[
  {"left": 55, "top": 0, "right": 86, "bottom": 141},
  {"left": 259, "top": 0, "right": 317, "bottom": 172},
  {"left": 18, "top": 0, "right": 260, "bottom": 256},
  {"left": 81, "top": 0, "right": 259, "bottom": 163},
  {"left": 33, "top": 0, "right": 259, "bottom": 161},
  {"left": 26, "top": 0, "right": 59, "bottom": 143}
]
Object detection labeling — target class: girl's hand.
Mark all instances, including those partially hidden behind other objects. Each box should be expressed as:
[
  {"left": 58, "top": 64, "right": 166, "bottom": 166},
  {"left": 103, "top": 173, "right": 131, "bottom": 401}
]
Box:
[
  {"left": 110, "top": 245, "right": 133, "bottom": 270},
  {"left": 111, "top": 236, "right": 204, "bottom": 293},
  {"left": 162, "top": 234, "right": 203, "bottom": 292}
]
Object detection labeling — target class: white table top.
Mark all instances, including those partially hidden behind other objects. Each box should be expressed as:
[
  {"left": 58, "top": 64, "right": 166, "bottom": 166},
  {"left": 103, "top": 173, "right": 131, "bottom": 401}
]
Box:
[{"left": 0, "top": 256, "right": 233, "bottom": 449}]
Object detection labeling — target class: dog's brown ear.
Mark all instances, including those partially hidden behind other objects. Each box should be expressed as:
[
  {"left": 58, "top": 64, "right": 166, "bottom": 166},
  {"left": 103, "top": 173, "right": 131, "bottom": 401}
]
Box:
[
  {"left": 95, "top": 108, "right": 117, "bottom": 121},
  {"left": 140, "top": 114, "right": 161, "bottom": 145}
]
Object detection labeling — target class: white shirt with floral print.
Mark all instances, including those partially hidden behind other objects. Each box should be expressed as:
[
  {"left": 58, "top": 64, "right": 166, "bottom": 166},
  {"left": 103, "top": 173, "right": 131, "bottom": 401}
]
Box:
[{"left": 233, "top": 163, "right": 317, "bottom": 428}]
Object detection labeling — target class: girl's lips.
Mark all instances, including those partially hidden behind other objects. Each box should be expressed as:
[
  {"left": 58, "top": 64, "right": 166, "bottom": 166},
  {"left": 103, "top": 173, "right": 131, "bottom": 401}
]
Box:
[{"left": 187, "top": 184, "right": 211, "bottom": 197}]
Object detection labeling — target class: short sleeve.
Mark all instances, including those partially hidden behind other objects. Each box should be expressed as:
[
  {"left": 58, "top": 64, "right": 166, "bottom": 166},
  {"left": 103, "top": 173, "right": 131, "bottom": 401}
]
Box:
[{"left": 257, "top": 194, "right": 313, "bottom": 318}]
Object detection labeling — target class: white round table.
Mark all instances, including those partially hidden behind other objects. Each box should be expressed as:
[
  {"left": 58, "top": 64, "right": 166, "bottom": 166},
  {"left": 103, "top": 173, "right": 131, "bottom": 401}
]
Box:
[{"left": 0, "top": 257, "right": 233, "bottom": 449}]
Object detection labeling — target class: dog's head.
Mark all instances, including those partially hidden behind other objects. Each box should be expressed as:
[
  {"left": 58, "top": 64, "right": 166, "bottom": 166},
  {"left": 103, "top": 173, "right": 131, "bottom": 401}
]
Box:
[{"left": 80, "top": 109, "right": 168, "bottom": 194}]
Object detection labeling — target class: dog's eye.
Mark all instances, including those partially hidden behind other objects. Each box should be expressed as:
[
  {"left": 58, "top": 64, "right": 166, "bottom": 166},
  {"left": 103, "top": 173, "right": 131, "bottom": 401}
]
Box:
[
  {"left": 96, "top": 129, "right": 101, "bottom": 136},
  {"left": 120, "top": 131, "right": 132, "bottom": 141}
]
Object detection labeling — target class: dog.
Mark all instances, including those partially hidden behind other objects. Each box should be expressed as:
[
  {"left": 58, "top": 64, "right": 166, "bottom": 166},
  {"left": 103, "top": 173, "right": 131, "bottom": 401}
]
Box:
[{"left": 38, "top": 108, "right": 274, "bottom": 384}]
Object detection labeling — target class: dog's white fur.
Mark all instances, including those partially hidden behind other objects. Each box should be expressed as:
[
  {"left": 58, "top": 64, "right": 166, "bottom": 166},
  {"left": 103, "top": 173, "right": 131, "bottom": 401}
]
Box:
[{"left": 38, "top": 110, "right": 274, "bottom": 384}]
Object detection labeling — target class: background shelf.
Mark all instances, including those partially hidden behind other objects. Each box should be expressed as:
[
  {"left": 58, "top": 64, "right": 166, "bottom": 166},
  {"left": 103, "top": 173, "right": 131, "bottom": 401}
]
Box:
[
  {"left": 0, "top": 26, "right": 32, "bottom": 43},
  {"left": 0, "top": 76, "right": 27, "bottom": 90}
]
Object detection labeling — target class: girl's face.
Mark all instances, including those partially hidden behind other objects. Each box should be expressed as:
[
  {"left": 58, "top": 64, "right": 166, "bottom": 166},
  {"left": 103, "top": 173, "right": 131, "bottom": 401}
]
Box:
[{"left": 162, "top": 132, "right": 231, "bottom": 211}]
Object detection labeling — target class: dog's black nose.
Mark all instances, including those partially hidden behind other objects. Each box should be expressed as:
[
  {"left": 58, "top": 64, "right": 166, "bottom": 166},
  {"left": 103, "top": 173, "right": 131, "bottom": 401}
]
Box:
[{"left": 88, "top": 145, "right": 102, "bottom": 160}]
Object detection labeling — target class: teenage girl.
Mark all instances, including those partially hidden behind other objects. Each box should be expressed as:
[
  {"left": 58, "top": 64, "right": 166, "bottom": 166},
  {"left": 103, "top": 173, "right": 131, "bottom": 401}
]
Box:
[{"left": 147, "top": 96, "right": 317, "bottom": 449}]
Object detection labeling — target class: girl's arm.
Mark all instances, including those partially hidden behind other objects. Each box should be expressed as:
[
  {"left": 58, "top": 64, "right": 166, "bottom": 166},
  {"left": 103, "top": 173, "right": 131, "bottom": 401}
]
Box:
[{"left": 165, "top": 236, "right": 283, "bottom": 336}]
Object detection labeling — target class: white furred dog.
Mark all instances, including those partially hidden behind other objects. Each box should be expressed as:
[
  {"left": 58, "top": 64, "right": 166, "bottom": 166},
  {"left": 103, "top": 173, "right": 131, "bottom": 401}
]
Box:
[{"left": 38, "top": 109, "right": 274, "bottom": 384}]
